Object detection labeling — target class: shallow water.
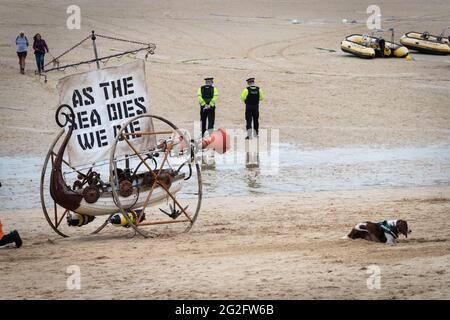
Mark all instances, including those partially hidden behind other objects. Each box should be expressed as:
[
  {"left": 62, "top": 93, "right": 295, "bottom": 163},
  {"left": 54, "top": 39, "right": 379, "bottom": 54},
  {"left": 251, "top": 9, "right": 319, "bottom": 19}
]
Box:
[
  {"left": 201, "top": 144, "right": 450, "bottom": 196},
  {"left": 1, "top": 144, "right": 449, "bottom": 210}
]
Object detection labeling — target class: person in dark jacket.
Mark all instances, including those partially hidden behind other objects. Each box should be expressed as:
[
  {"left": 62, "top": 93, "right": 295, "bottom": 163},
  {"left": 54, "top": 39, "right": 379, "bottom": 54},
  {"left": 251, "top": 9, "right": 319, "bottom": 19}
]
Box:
[
  {"left": 240, "top": 78, "right": 265, "bottom": 139},
  {"left": 33, "top": 33, "right": 49, "bottom": 74}
]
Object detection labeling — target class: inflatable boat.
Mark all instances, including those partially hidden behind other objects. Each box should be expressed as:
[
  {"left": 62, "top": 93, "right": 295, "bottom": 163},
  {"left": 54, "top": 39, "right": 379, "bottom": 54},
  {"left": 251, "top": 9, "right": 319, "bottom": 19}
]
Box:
[
  {"left": 341, "top": 34, "right": 409, "bottom": 59},
  {"left": 400, "top": 28, "right": 450, "bottom": 55}
]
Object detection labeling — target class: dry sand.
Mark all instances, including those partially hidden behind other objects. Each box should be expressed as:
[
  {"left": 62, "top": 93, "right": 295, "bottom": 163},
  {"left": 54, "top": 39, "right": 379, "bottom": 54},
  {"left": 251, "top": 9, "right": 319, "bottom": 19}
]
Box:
[
  {"left": 1, "top": 188, "right": 450, "bottom": 299},
  {"left": 0, "top": 0, "right": 449, "bottom": 299}
]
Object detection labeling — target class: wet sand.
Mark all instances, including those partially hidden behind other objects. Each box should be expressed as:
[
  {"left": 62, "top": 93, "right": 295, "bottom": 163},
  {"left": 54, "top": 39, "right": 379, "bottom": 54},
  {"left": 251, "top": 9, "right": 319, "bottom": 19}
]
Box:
[
  {"left": 0, "top": 0, "right": 449, "bottom": 299},
  {"left": 2, "top": 144, "right": 450, "bottom": 210}
]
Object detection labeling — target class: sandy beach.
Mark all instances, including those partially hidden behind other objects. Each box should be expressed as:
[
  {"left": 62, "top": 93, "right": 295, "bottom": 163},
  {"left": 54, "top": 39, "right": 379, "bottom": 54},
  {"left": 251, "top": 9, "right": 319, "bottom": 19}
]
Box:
[{"left": 0, "top": 0, "right": 449, "bottom": 299}]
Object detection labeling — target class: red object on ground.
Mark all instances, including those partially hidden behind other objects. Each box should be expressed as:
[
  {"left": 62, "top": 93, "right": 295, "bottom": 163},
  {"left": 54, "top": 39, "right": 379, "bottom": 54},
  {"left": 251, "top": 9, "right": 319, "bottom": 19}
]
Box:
[{"left": 201, "top": 128, "right": 230, "bottom": 154}]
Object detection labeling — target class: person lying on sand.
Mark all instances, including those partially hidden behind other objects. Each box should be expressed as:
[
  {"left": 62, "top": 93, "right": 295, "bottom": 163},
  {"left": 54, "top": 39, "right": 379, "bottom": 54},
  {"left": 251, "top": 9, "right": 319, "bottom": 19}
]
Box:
[{"left": 0, "top": 219, "right": 22, "bottom": 248}]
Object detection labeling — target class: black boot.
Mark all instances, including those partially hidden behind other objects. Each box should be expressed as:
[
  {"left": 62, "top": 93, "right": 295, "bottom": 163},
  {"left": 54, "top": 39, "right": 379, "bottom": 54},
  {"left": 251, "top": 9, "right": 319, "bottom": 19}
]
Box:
[{"left": 11, "top": 230, "right": 22, "bottom": 248}]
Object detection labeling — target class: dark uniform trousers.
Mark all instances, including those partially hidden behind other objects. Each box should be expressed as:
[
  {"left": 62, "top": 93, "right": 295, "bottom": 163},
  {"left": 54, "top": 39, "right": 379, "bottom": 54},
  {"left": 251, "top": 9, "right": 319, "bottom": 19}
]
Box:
[
  {"left": 245, "top": 104, "right": 259, "bottom": 135},
  {"left": 200, "top": 106, "right": 215, "bottom": 136}
]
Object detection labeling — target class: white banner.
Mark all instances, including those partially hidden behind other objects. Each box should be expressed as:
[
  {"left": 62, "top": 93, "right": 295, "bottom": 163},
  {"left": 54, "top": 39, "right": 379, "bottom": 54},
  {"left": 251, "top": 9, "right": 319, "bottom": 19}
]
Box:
[{"left": 57, "top": 60, "right": 155, "bottom": 167}]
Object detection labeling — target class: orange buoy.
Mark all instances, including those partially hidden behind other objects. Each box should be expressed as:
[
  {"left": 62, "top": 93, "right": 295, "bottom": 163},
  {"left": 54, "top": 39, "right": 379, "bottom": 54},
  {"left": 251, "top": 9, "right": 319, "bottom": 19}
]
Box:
[{"left": 202, "top": 128, "right": 230, "bottom": 154}]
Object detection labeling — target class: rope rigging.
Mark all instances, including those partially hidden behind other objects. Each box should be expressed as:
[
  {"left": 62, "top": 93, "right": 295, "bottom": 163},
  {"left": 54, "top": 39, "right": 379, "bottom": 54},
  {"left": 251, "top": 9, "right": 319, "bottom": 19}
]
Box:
[{"left": 42, "top": 30, "right": 156, "bottom": 74}]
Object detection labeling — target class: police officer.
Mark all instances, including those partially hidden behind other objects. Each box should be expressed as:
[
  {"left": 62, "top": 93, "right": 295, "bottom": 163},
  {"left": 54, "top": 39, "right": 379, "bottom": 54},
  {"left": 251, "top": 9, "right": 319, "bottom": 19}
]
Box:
[
  {"left": 241, "top": 77, "right": 264, "bottom": 139},
  {"left": 197, "top": 77, "right": 219, "bottom": 137}
]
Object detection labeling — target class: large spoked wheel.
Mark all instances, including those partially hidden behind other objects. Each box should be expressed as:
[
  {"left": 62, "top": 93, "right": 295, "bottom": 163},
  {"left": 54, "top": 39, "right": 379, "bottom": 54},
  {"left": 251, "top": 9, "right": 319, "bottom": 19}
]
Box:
[
  {"left": 40, "top": 129, "right": 111, "bottom": 238},
  {"left": 109, "top": 114, "right": 202, "bottom": 238}
]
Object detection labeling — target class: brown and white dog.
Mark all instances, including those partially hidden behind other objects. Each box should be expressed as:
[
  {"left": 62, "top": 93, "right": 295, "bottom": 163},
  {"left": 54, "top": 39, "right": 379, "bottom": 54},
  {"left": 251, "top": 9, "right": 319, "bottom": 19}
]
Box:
[{"left": 345, "top": 220, "right": 411, "bottom": 245}]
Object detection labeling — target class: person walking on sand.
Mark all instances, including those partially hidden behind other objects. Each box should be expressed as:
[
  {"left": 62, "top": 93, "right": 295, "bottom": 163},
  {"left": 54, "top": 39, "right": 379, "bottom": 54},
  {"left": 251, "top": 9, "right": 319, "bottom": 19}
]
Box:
[
  {"left": 33, "top": 33, "right": 49, "bottom": 74},
  {"left": 241, "top": 77, "right": 264, "bottom": 139},
  {"left": 16, "top": 31, "right": 29, "bottom": 74},
  {"left": 197, "top": 77, "right": 219, "bottom": 137},
  {"left": 0, "top": 219, "right": 22, "bottom": 248}
]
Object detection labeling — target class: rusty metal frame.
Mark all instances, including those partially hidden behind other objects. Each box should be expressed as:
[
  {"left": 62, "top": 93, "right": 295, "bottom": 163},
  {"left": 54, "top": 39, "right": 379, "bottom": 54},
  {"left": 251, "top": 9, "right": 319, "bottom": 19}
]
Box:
[
  {"left": 109, "top": 114, "right": 202, "bottom": 238},
  {"left": 40, "top": 129, "right": 111, "bottom": 237},
  {"left": 41, "top": 114, "right": 202, "bottom": 239}
]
